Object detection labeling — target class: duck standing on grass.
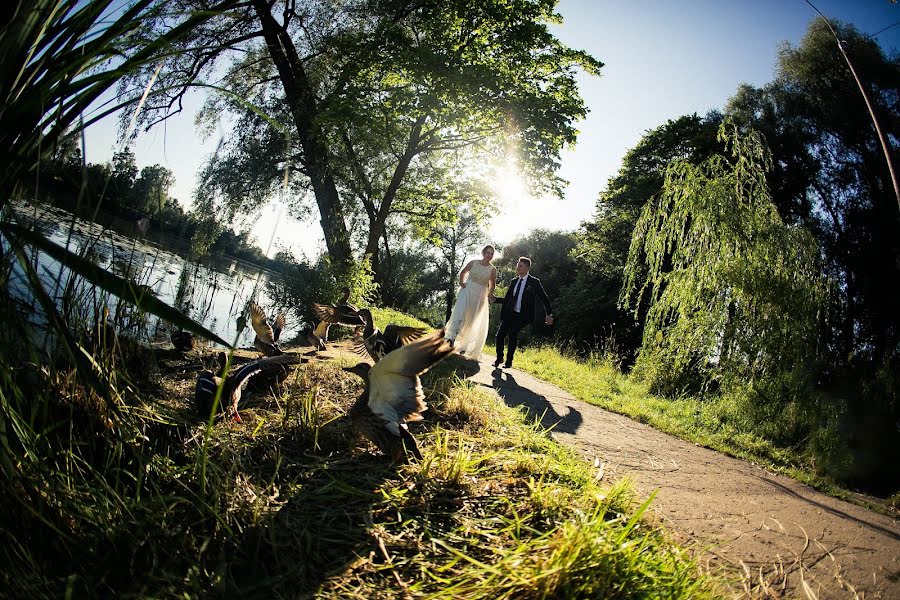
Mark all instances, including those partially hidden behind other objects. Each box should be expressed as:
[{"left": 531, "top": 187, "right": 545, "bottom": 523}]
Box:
[
  {"left": 354, "top": 308, "right": 429, "bottom": 362},
  {"left": 170, "top": 329, "right": 194, "bottom": 352},
  {"left": 195, "top": 353, "right": 304, "bottom": 423},
  {"left": 344, "top": 328, "right": 455, "bottom": 461},
  {"left": 250, "top": 302, "right": 285, "bottom": 356}
]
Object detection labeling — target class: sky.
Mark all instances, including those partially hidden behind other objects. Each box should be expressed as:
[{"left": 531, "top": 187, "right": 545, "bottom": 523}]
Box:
[{"left": 83, "top": 0, "right": 900, "bottom": 260}]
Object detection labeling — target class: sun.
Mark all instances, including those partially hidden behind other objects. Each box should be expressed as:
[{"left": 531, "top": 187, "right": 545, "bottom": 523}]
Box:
[
  {"left": 492, "top": 163, "right": 530, "bottom": 210},
  {"left": 488, "top": 162, "right": 537, "bottom": 244}
]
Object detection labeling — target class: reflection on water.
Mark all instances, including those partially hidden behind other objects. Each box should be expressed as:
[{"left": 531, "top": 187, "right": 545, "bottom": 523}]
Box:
[{"left": 6, "top": 201, "right": 297, "bottom": 349}]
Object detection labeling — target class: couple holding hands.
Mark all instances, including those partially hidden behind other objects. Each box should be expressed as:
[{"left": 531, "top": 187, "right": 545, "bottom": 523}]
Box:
[{"left": 445, "top": 245, "right": 554, "bottom": 369}]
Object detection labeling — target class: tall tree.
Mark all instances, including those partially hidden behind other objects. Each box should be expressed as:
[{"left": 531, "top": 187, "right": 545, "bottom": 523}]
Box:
[
  {"left": 429, "top": 207, "right": 485, "bottom": 322},
  {"left": 565, "top": 113, "right": 723, "bottom": 358},
  {"left": 726, "top": 19, "right": 900, "bottom": 368},
  {"left": 126, "top": 0, "right": 601, "bottom": 275},
  {"left": 129, "top": 164, "right": 175, "bottom": 215}
]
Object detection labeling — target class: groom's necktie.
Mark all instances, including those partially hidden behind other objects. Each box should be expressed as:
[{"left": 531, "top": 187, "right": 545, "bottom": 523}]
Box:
[{"left": 513, "top": 277, "right": 524, "bottom": 313}]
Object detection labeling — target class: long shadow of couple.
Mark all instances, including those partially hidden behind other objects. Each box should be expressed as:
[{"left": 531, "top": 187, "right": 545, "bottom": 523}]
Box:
[{"left": 450, "top": 357, "right": 583, "bottom": 435}]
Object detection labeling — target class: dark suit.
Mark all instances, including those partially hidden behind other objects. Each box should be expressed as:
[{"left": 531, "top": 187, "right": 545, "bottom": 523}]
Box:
[{"left": 494, "top": 274, "right": 552, "bottom": 366}]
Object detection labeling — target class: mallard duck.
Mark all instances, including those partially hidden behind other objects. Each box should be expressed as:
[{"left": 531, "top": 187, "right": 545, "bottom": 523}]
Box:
[
  {"left": 250, "top": 302, "right": 285, "bottom": 356},
  {"left": 343, "top": 328, "right": 455, "bottom": 461},
  {"left": 170, "top": 329, "right": 194, "bottom": 352},
  {"left": 196, "top": 353, "right": 304, "bottom": 423},
  {"left": 354, "top": 308, "right": 429, "bottom": 362},
  {"left": 312, "top": 287, "right": 366, "bottom": 328}
]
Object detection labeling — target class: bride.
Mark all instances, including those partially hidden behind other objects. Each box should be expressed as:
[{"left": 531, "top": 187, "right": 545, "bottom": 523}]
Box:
[{"left": 445, "top": 245, "right": 497, "bottom": 360}]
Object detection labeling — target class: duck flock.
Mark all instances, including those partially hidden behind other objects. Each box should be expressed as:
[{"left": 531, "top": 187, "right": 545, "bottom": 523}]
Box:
[{"left": 179, "top": 289, "right": 451, "bottom": 462}]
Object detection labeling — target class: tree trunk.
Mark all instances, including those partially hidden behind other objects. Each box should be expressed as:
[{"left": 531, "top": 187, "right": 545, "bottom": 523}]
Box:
[
  {"left": 252, "top": 0, "right": 352, "bottom": 264},
  {"left": 364, "top": 116, "right": 426, "bottom": 282},
  {"left": 445, "top": 233, "right": 458, "bottom": 322}
]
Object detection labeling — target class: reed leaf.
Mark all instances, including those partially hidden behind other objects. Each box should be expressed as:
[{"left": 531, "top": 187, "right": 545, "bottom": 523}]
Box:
[{"left": 0, "top": 0, "right": 238, "bottom": 207}]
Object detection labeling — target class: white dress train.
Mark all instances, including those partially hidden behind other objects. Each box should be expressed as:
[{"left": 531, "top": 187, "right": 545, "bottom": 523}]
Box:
[{"left": 444, "top": 261, "right": 495, "bottom": 360}]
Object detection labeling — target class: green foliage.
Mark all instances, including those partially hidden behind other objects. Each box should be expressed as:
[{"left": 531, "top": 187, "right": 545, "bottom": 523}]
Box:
[
  {"left": 565, "top": 113, "right": 724, "bottom": 361},
  {"left": 726, "top": 19, "right": 900, "bottom": 368},
  {"left": 130, "top": 0, "right": 602, "bottom": 279},
  {"left": 377, "top": 245, "right": 446, "bottom": 326},
  {"left": 621, "top": 121, "right": 826, "bottom": 396},
  {"left": 266, "top": 254, "right": 378, "bottom": 326},
  {"left": 0, "top": 0, "right": 234, "bottom": 208}
]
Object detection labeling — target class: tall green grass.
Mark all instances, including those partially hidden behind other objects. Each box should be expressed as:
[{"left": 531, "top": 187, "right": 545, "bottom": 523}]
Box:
[{"left": 1, "top": 339, "right": 722, "bottom": 597}]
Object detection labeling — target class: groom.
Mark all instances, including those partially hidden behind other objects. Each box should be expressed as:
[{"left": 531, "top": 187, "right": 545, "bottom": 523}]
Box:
[{"left": 492, "top": 257, "right": 554, "bottom": 369}]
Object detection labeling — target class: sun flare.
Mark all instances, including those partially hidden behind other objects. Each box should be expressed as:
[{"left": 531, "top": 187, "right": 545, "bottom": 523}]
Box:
[{"left": 493, "top": 164, "right": 530, "bottom": 210}]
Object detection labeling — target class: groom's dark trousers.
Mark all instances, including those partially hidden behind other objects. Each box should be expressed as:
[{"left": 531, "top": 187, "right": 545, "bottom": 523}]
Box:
[{"left": 495, "top": 313, "right": 528, "bottom": 366}]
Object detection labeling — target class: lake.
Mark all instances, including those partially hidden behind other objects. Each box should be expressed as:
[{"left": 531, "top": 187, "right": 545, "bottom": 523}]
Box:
[{"left": 5, "top": 200, "right": 298, "bottom": 350}]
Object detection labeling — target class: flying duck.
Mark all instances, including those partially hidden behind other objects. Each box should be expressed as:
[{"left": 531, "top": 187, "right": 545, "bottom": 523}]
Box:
[
  {"left": 343, "top": 328, "right": 455, "bottom": 461},
  {"left": 312, "top": 287, "right": 366, "bottom": 328},
  {"left": 250, "top": 302, "right": 285, "bottom": 356},
  {"left": 354, "top": 308, "right": 429, "bottom": 362},
  {"left": 195, "top": 352, "right": 304, "bottom": 423},
  {"left": 305, "top": 318, "right": 331, "bottom": 351}
]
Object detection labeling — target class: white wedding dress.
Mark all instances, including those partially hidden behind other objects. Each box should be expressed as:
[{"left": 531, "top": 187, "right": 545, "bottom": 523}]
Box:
[{"left": 445, "top": 260, "right": 496, "bottom": 360}]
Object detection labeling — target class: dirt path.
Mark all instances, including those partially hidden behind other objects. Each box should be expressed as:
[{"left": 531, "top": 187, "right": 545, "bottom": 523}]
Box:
[{"left": 464, "top": 358, "right": 899, "bottom": 599}]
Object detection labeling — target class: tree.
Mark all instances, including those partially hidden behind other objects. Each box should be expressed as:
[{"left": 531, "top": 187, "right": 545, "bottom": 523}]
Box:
[
  {"left": 500, "top": 229, "right": 577, "bottom": 301},
  {"left": 427, "top": 207, "right": 485, "bottom": 322},
  {"left": 620, "top": 121, "right": 826, "bottom": 396},
  {"left": 566, "top": 113, "right": 724, "bottom": 359},
  {"left": 726, "top": 19, "right": 900, "bottom": 369},
  {"left": 109, "top": 148, "right": 138, "bottom": 212},
  {"left": 129, "top": 165, "right": 175, "bottom": 216},
  {"left": 125, "top": 0, "right": 602, "bottom": 275}
]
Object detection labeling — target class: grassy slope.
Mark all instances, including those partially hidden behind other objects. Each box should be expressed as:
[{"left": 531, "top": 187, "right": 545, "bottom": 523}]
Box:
[{"left": 2, "top": 308, "right": 723, "bottom": 598}]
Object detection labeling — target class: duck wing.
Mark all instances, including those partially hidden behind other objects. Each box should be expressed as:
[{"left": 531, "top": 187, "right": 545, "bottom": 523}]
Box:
[
  {"left": 367, "top": 329, "right": 454, "bottom": 434},
  {"left": 382, "top": 325, "right": 429, "bottom": 351},
  {"left": 352, "top": 327, "right": 383, "bottom": 361},
  {"left": 272, "top": 311, "right": 286, "bottom": 342},
  {"left": 250, "top": 302, "right": 276, "bottom": 344},
  {"left": 312, "top": 319, "right": 330, "bottom": 340}
]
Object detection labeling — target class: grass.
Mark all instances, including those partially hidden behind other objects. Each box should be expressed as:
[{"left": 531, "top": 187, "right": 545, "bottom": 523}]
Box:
[
  {"left": 368, "top": 306, "right": 432, "bottom": 331},
  {"left": 500, "top": 344, "right": 891, "bottom": 510},
  {"left": 0, "top": 331, "right": 723, "bottom": 598}
]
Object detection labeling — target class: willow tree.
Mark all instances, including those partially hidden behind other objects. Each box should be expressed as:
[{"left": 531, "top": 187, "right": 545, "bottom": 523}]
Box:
[{"left": 620, "top": 122, "right": 826, "bottom": 395}]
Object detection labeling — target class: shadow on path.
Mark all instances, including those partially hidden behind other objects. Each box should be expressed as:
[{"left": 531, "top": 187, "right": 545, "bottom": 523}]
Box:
[
  {"left": 757, "top": 474, "right": 900, "bottom": 541},
  {"left": 488, "top": 365, "right": 584, "bottom": 435}
]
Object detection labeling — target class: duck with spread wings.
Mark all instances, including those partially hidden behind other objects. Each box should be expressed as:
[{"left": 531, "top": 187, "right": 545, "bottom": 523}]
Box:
[
  {"left": 195, "top": 353, "right": 304, "bottom": 423},
  {"left": 250, "top": 302, "right": 286, "bottom": 356},
  {"left": 344, "top": 328, "right": 455, "bottom": 461},
  {"left": 311, "top": 287, "right": 366, "bottom": 329},
  {"left": 353, "top": 308, "right": 429, "bottom": 362}
]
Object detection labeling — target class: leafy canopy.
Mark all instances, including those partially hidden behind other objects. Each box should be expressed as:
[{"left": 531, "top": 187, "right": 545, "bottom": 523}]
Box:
[{"left": 621, "top": 121, "right": 826, "bottom": 393}]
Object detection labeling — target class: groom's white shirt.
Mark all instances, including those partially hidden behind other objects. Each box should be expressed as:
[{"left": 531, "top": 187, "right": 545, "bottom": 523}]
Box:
[{"left": 513, "top": 275, "right": 528, "bottom": 313}]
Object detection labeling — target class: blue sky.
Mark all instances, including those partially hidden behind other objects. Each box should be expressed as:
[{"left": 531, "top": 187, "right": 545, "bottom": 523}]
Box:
[{"left": 84, "top": 0, "right": 900, "bottom": 259}]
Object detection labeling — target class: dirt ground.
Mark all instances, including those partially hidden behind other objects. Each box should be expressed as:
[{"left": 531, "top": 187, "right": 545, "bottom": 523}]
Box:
[{"left": 461, "top": 357, "right": 900, "bottom": 599}]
